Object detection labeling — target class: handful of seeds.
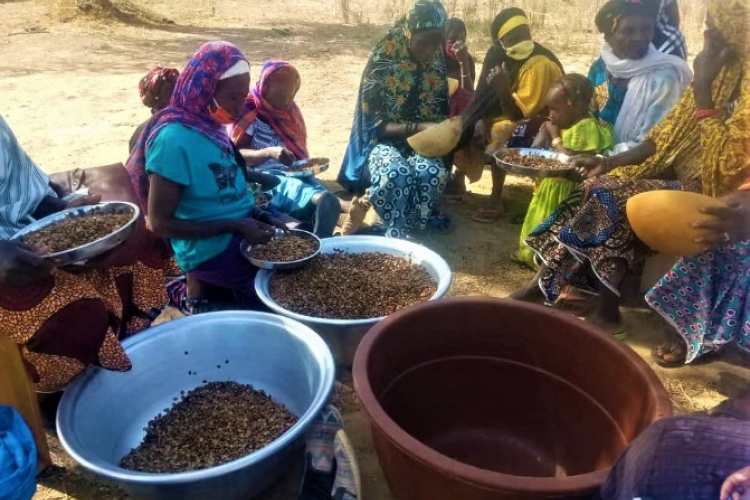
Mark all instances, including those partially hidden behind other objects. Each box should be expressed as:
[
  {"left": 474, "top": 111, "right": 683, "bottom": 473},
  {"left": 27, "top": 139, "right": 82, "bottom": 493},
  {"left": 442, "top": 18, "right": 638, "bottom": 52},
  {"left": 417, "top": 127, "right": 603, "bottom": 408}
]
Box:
[
  {"left": 120, "top": 382, "right": 297, "bottom": 473},
  {"left": 22, "top": 206, "right": 134, "bottom": 254},
  {"left": 252, "top": 233, "right": 319, "bottom": 262},
  {"left": 269, "top": 252, "right": 437, "bottom": 319}
]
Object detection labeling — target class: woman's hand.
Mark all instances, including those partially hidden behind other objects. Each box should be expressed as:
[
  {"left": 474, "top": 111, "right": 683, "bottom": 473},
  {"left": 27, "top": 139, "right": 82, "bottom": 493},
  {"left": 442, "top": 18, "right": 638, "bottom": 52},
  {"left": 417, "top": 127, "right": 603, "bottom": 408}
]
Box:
[
  {"left": 571, "top": 155, "right": 608, "bottom": 179},
  {"left": 453, "top": 40, "right": 470, "bottom": 65},
  {"left": 232, "top": 218, "right": 277, "bottom": 245},
  {"left": 266, "top": 147, "right": 296, "bottom": 166},
  {"left": 487, "top": 65, "right": 511, "bottom": 97},
  {"left": 693, "top": 190, "right": 750, "bottom": 248},
  {"left": 66, "top": 193, "right": 102, "bottom": 209},
  {"left": 265, "top": 215, "right": 289, "bottom": 232},
  {"left": 0, "top": 240, "right": 55, "bottom": 288},
  {"left": 693, "top": 30, "right": 736, "bottom": 108},
  {"left": 720, "top": 466, "right": 750, "bottom": 500}
]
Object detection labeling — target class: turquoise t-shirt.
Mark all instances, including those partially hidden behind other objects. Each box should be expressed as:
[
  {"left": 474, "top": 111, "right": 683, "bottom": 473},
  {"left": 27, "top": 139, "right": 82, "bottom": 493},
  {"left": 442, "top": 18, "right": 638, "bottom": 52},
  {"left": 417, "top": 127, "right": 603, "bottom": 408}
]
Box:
[{"left": 146, "top": 123, "right": 254, "bottom": 271}]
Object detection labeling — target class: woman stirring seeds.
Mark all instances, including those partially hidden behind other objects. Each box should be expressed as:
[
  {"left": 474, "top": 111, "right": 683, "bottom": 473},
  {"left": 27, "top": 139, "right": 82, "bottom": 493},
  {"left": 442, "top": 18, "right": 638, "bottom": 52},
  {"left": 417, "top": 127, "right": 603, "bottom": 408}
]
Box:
[{"left": 128, "top": 41, "right": 287, "bottom": 307}]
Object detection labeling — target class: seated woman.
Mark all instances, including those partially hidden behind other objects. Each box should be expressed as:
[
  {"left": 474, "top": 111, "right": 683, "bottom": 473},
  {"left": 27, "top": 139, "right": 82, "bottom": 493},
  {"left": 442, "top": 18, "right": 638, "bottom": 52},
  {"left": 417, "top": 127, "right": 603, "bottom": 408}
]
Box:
[
  {"left": 471, "top": 7, "right": 564, "bottom": 223},
  {"left": 0, "top": 114, "right": 172, "bottom": 393},
  {"left": 648, "top": 183, "right": 750, "bottom": 367},
  {"left": 129, "top": 66, "right": 180, "bottom": 154},
  {"left": 512, "top": 0, "right": 692, "bottom": 269},
  {"left": 127, "top": 42, "right": 286, "bottom": 304},
  {"left": 512, "top": 0, "right": 749, "bottom": 337},
  {"left": 443, "top": 17, "right": 477, "bottom": 197},
  {"left": 514, "top": 74, "right": 614, "bottom": 268},
  {"left": 230, "top": 61, "right": 346, "bottom": 238},
  {"left": 338, "top": 0, "right": 451, "bottom": 239}
]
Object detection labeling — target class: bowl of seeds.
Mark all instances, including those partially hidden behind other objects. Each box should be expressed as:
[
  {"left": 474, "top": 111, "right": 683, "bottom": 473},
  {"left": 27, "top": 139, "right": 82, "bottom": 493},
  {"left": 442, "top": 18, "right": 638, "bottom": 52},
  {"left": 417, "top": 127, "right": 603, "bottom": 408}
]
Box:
[
  {"left": 255, "top": 235, "right": 452, "bottom": 366},
  {"left": 57, "top": 311, "right": 335, "bottom": 500},
  {"left": 11, "top": 202, "right": 140, "bottom": 266},
  {"left": 240, "top": 229, "right": 321, "bottom": 270},
  {"left": 493, "top": 148, "right": 577, "bottom": 179}
]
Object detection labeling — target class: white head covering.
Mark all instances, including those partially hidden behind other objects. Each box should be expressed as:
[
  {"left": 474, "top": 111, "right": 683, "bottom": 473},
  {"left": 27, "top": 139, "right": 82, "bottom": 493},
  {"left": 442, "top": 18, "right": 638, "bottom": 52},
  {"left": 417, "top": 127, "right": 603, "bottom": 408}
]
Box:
[{"left": 220, "top": 60, "right": 250, "bottom": 80}]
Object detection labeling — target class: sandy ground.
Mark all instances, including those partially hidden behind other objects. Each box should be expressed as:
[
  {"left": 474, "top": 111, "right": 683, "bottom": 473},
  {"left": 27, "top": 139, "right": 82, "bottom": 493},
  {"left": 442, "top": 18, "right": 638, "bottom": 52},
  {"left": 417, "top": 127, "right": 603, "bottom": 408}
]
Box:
[{"left": 0, "top": 1, "right": 745, "bottom": 499}]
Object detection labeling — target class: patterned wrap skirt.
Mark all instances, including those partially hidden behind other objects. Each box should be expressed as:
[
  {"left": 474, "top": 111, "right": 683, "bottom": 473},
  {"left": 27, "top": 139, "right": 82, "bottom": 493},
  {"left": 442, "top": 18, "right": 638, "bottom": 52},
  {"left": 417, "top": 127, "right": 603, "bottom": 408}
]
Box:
[{"left": 525, "top": 176, "right": 700, "bottom": 302}]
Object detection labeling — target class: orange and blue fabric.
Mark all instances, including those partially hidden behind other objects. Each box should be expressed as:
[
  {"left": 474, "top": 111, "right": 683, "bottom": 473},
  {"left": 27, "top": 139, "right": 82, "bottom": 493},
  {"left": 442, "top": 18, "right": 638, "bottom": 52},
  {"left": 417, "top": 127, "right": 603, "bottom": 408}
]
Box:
[{"left": 126, "top": 41, "right": 248, "bottom": 212}]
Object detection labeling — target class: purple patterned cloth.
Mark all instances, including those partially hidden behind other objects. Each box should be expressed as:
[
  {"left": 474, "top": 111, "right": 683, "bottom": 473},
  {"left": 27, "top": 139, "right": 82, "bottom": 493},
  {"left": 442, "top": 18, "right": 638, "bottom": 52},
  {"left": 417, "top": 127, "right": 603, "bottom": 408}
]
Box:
[
  {"left": 598, "top": 416, "right": 750, "bottom": 500},
  {"left": 126, "top": 41, "right": 248, "bottom": 212},
  {"left": 646, "top": 240, "right": 750, "bottom": 364}
]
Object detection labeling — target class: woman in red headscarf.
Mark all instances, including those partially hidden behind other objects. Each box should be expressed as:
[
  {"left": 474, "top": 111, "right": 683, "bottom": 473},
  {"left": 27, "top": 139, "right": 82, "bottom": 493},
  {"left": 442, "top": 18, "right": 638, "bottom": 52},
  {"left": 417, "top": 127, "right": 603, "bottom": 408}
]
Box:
[
  {"left": 230, "top": 61, "right": 352, "bottom": 238},
  {"left": 129, "top": 66, "right": 180, "bottom": 154}
]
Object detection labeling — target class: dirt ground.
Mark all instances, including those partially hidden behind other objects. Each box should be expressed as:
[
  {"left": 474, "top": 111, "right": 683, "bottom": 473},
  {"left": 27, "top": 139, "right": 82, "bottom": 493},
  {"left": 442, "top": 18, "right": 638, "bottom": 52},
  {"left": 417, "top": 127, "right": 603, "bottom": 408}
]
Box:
[{"left": 0, "top": 1, "right": 746, "bottom": 499}]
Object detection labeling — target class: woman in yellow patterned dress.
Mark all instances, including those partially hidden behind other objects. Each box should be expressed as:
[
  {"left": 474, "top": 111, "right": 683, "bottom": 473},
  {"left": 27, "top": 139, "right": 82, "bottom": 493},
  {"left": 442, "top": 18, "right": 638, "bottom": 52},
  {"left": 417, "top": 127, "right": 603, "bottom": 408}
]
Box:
[{"left": 512, "top": 0, "right": 750, "bottom": 338}]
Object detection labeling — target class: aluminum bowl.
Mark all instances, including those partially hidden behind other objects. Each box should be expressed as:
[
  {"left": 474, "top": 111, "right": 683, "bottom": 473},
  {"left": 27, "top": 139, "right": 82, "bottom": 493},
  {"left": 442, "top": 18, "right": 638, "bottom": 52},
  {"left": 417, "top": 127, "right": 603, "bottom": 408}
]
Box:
[
  {"left": 10, "top": 202, "right": 139, "bottom": 266},
  {"left": 494, "top": 148, "right": 577, "bottom": 179},
  {"left": 57, "top": 312, "right": 335, "bottom": 500},
  {"left": 255, "top": 235, "right": 452, "bottom": 367},
  {"left": 240, "top": 229, "right": 321, "bottom": 270}
]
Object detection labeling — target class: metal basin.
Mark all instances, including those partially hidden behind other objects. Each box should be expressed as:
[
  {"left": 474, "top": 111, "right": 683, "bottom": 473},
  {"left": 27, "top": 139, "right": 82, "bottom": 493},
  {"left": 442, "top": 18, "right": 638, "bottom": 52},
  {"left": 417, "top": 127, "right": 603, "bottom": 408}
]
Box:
[
  {"left": 11, "top": 202, "right": 139, "bottom": 266},
  {"left": 255, "top": 236, "right": 452, "bottom": 367},
  {"left": 353, "top": 297, "right": 672, "bottom": 500},
  {"left": 57, "top": 312, "right": 335, "bottom": 500}
]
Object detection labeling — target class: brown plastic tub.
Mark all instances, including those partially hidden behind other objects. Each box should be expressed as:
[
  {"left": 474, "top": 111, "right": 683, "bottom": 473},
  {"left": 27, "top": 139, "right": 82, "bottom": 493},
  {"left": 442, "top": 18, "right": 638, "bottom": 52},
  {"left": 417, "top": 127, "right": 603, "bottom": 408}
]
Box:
[{"left": 353, "top": 297, "right": 672, "bottom": 500}]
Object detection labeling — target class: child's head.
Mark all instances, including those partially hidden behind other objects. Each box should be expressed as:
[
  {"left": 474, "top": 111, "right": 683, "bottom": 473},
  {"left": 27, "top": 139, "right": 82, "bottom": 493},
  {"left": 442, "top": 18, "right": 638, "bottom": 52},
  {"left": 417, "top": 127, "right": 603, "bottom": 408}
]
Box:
[
  {"left": 545, "top": 74, "right": 594, "bottom": 129},
  {"left": 445, "top": 18, "right": 467, "bottom": 43}
]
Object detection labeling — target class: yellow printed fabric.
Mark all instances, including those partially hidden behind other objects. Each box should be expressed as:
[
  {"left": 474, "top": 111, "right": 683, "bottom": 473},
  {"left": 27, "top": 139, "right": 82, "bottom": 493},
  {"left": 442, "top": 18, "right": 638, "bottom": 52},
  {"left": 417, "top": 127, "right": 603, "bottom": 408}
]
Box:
[
  {"left": 561, "top": 117, "right": 614, "bottom": 154},
  {"left": 610, "top": 0, "right": 750, "bottom": 197},
  {"left": 512, "top": 55, "right": 564, "bottom": 118}
]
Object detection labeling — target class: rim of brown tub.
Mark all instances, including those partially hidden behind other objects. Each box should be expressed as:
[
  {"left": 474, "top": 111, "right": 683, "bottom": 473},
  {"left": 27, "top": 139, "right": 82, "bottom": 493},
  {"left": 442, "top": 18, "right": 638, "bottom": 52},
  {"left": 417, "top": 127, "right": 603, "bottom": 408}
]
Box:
[{"left": 352, "top": 296, "right": 673, "bottom": 495}]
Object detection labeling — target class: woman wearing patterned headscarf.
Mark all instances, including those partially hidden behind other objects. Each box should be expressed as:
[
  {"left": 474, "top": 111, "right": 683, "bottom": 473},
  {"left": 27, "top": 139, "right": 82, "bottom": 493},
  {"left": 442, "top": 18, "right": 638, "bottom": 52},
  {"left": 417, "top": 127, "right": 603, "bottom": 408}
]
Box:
[
  {"left": 338, "top": 0, "right": 451, "bottom": 239},
  {"left": 513, "top": 0, "right": 749, "bottom": 340},
  {"left": 230, "top": 61, "right": 344, "bottom": 238},
  {"left": 129, "top": 41, "right": 287, "bottom": 307},
  {"left": 644, "top": 0, "right": 750, "bottom": 367}
]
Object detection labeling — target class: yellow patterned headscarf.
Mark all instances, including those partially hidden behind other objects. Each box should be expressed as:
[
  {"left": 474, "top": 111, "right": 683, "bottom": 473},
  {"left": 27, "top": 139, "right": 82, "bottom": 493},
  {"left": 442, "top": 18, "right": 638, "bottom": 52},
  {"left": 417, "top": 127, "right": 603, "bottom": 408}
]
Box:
[{"left": 613, "top": 0, "right": 750, "bottom": 197}]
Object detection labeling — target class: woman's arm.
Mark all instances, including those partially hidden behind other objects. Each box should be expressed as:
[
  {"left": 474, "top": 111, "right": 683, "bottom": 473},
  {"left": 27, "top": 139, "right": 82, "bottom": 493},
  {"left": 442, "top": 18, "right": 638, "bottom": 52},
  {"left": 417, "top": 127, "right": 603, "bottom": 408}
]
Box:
[
  {"left": 241, "top": 147, "right": 295, "bottom": 166},
  {"left": 572, "top": 140, "right": 657, "bottom": 179},
  {"left": 148, "top": 174, "right": 278, "bottom": 244},
  {"left": 377, "top": 122, "right": 436, "bottom": 141},
  {"left": 148, "top": 174, "right": 240, "bottom": 240}
]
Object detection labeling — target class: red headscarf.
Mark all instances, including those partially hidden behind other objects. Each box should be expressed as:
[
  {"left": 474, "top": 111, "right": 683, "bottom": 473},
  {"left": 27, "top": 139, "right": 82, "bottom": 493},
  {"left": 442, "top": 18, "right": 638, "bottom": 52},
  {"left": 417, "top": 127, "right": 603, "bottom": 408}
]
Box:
[
  {"left": 231, "top": 61, "right": 308, "bottom": 159},
  {"left": 139, "top": 66, "right": 180, "bottom": 111}
]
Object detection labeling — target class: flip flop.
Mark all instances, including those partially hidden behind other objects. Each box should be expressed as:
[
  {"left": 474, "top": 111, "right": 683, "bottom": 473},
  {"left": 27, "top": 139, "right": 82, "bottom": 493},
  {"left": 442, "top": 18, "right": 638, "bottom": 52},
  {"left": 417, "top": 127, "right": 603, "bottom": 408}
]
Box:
[
  {"left": 471, "top": 207, "right": 503, "bottom": 223},
  {"left": 427, "top": 212, "right": 453, "bottom": 234},
  {"left": 331, "top": 430, "right": 361, "bottom": 500},
  {"left": 651, "top": 343, "right": 687, "bottom": 368}
]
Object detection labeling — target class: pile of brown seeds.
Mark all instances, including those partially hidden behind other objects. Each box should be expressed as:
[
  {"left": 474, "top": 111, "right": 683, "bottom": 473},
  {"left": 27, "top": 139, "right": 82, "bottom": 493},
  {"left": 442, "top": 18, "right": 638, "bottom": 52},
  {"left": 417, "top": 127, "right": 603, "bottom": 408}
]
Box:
[
  {"left": 500, "top": 150, "right": 570, "bottom": 170},
  {"left": 119, "top": 382, "right": 297, "bottom": 474},
  {"left": 252, "top": 234, "right": 319, "bottom": 262},
  {"left": 269, "top": 252, "right": 437, "bottom": 319},
  {"left": 22, "top": 207, "right": 133, "bottom": 253}
]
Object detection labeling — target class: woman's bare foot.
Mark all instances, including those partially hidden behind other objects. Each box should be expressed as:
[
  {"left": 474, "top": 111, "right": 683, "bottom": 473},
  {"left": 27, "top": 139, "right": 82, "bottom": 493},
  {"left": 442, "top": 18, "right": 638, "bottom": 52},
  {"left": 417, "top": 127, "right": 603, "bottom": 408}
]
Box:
[{"left": 651, "top": 342, "right": 687, "bottom": 367}]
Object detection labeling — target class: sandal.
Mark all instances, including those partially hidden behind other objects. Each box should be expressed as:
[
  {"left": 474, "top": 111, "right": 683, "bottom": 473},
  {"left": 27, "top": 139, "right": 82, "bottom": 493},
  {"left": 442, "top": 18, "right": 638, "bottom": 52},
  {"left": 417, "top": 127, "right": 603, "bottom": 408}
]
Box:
[
  {"left": 427, "top": 212, "right": 453, "bottom": 234},
  {"left": 180, "top": 297, "right": 214, "bottom": 316},
  {"left": 472, "top": 206, "right": 503, "bottom": 223},
  {"left": 651, "top": 342, "right": 687, "bottom": 368}
]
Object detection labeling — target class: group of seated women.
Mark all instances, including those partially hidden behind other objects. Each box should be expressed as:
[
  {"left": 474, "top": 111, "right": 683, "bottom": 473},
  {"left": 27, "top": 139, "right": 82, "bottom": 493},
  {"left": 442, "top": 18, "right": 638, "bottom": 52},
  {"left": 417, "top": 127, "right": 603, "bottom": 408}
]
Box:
[{"left": 1, "top": 0, "right": 749, "bottom": 496}]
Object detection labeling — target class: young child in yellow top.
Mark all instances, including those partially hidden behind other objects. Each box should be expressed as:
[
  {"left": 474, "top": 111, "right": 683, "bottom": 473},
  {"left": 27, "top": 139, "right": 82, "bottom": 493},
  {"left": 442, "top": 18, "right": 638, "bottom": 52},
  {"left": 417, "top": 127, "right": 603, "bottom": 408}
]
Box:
[{"left": 514, "top": 74, "right": 614, "bottom": 268}]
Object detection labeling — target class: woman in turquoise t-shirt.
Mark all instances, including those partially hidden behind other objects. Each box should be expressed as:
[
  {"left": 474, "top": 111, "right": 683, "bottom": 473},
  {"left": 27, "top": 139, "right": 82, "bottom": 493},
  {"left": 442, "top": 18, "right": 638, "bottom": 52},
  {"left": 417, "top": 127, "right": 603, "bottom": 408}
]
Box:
[{"left": 128, "top": 42, "right": 287, "bottom": 306}]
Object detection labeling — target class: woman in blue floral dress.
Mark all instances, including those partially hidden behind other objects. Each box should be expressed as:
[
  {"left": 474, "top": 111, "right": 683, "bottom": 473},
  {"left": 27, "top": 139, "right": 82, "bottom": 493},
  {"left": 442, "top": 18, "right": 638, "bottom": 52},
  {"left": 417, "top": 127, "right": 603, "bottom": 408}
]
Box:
[{"left": 338, "top": 0, "right": 450, "bottom": 239}]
